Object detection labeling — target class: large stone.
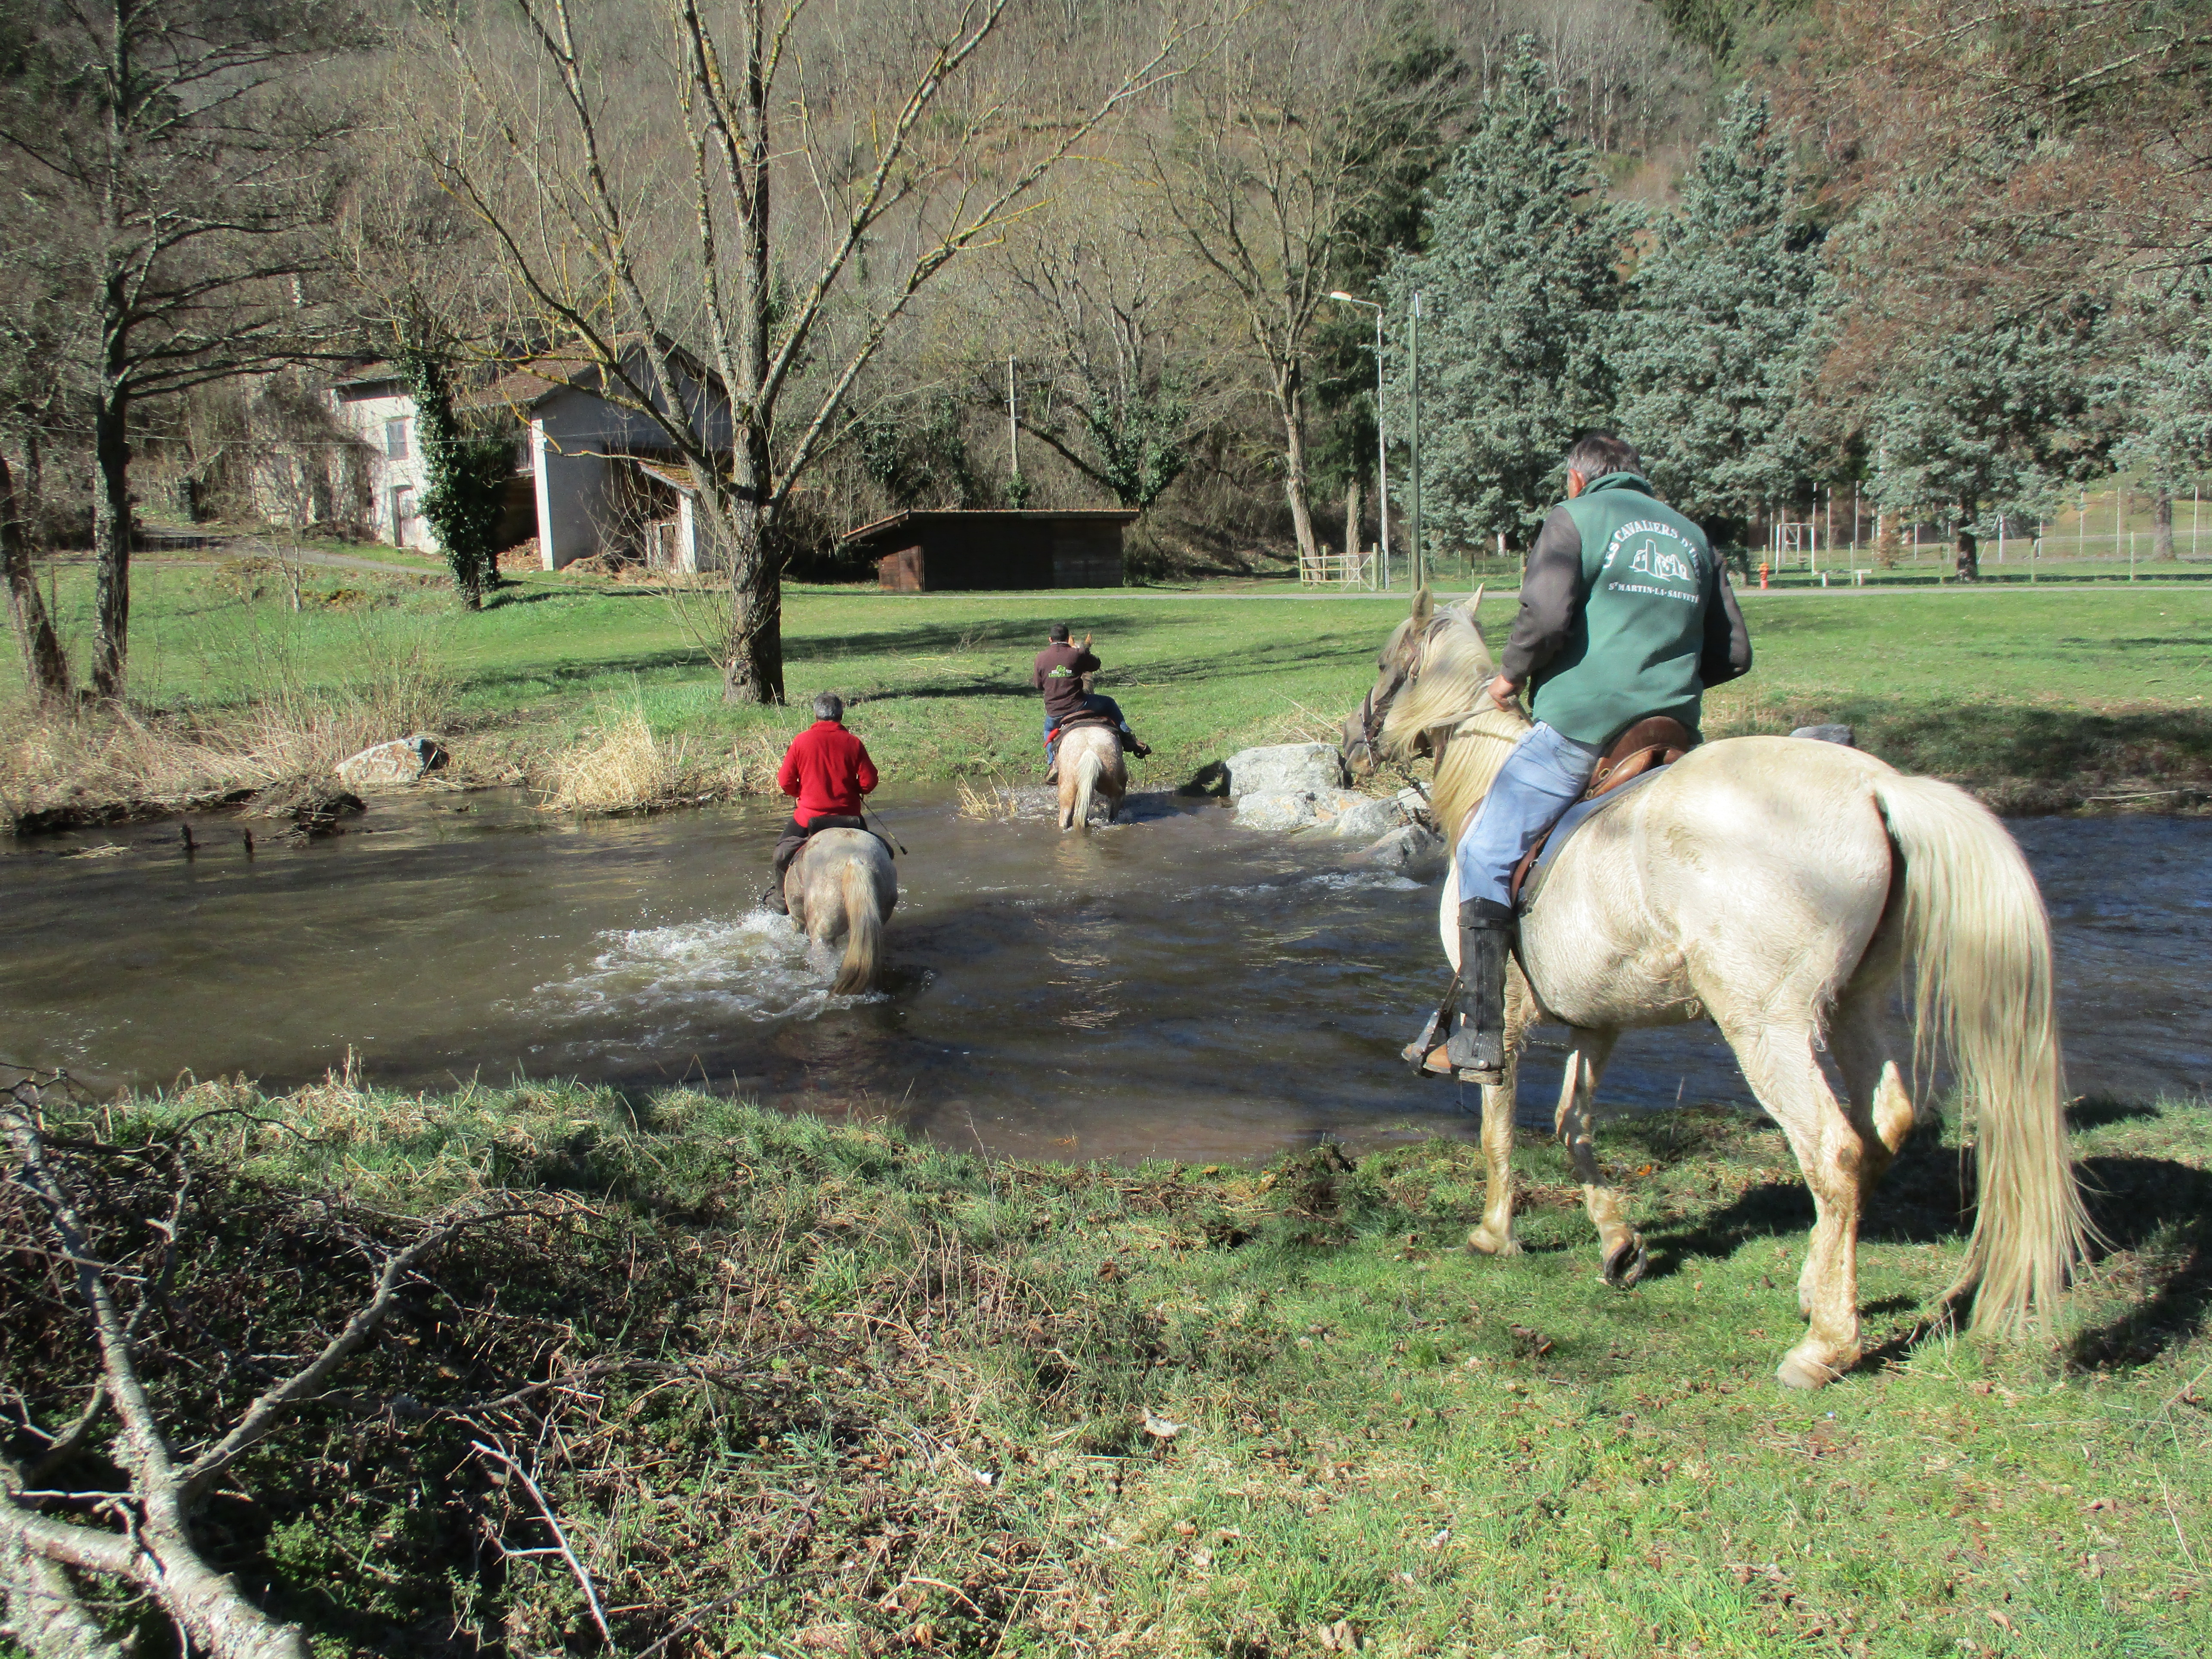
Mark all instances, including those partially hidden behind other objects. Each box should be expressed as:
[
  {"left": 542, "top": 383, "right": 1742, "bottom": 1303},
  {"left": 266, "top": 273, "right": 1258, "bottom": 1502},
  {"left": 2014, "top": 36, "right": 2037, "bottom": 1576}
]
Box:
[
  {"left": 1355, "top": 823, "right": 1447, "bottom": 878},
  {"left": 1223, "top": 742, "right": 1346, "bottom": 799},
  {"left": 335, "top": 734, "right": 449, "bottom": 788},
  {"left": 1328, "top": 793, "right": 1410, "bottom": 842},
  {"left": 1234, "top": 786, "right": 1367, "bottom": 834}
]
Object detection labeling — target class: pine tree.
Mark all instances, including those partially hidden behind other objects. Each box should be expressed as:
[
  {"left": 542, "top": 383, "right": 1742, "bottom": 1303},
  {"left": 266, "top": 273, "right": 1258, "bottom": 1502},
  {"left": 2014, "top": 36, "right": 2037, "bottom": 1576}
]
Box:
[
  {"left": 2119, "top": 269, "right": 2212, "bottom": 557},
  {"left": 1612, "top": 88, "right": 1825, "bottom": 555},
  {"left": 398, "top": 347, "right": 509, "bottom": 610},
  {"left": 1384, "top": 40, "right": 1633, "bottom": 555},
  {"left": 1868, "top": 297, "right": 2113, "bottom": 580}
]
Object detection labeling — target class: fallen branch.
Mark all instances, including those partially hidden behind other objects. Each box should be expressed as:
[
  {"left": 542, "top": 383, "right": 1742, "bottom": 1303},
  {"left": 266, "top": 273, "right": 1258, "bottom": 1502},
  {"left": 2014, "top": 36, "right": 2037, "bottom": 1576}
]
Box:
[
  {"left": 0, "top": 1087, "right": 531, "bottom": 1659},
  {"left": 469, "top": 1437, "right": 614, "bottom": 1647}
]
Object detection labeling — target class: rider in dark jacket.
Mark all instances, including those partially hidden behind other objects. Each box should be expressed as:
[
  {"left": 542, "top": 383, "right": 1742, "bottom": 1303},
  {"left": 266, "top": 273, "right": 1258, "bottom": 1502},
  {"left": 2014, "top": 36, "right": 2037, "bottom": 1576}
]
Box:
[{"left": 1446, "top": 432, "right": 1751, "bottom": 1082}]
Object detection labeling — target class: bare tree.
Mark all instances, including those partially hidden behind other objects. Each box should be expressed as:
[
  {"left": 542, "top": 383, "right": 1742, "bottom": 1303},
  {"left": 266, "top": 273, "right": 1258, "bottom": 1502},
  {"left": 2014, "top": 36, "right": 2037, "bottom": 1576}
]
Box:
[
  {"left": 0, "top": 2, "right": 375, "bottom": 702},
  {"left": 997, "top": 201, "right": 1220, "bottom": 510},
  {"left": 419, "top": 0, "right": 1189, "bottom": 704},
  {"left": 1148, "top": 1, "right": 1463, "bottom": 565},
  {"left": 1, "top": 454, "right": 70, "bottom": 707}
]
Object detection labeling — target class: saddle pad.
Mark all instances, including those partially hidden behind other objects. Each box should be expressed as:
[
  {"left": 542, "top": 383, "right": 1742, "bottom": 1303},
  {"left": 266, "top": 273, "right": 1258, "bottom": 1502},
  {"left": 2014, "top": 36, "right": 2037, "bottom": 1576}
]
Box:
[{"left": 1516, "top": 761, "right": 1671, "bottom": 912}]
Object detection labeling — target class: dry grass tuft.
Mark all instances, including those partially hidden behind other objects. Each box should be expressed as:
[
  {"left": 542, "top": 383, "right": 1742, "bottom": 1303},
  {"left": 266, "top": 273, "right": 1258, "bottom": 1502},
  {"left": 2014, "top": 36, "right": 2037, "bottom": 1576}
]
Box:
[
  {"left": 539, "top": 702, "right": 730, "bottom": 814},
  {"left": 954, "top": 772, "right": 1024, "bottom": 821}
]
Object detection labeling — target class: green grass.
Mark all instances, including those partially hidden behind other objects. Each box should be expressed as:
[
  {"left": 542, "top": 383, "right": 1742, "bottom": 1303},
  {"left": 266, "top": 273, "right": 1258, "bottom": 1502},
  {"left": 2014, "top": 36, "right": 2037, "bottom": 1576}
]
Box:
[
  {"left": 11, "top": 1079, "right": 2206, "bottom": 1656},
  {"left": 16, "top": 558, "right": 2212, "bottom": 811}
]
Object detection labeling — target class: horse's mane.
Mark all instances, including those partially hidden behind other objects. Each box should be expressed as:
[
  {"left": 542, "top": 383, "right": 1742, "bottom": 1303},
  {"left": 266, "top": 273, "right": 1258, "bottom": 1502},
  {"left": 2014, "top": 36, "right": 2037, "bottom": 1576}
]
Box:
[{"left": 1378, "top": 602, "right": 1531, "bottom": 839}]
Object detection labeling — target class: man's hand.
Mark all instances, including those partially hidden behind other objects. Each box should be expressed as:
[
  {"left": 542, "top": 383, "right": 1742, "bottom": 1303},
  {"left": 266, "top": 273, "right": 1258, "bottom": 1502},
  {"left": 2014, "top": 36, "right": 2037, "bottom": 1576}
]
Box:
[{"left": 1486, "top": 674, "right": 1521, "bottom": 711}]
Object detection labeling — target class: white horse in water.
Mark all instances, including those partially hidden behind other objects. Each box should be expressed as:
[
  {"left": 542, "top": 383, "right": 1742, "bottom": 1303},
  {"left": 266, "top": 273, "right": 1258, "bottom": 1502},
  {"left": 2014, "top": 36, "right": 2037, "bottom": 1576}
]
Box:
[
  {"left": 1057, "top": 724, "right": 1127, "bottom": 831},
  {"left": 1351, "top": 590, "right": 2090, "bottom": 1388},
  {"left": 783, "top": 829, "right": 897, "bottom": 993}
]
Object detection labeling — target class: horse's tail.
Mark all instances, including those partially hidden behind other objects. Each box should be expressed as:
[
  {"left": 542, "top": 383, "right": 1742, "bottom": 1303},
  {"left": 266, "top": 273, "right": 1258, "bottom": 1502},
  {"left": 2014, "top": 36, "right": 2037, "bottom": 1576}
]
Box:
[
  {"left": 1873, "top": 772, "right": 2093, "bottom": 1332},
  {"left": 833, "top": 857, "right": 882, "bottom": 994},
  {"left": 1068, "top": 747, "right": 1102, "bottom": 831}
]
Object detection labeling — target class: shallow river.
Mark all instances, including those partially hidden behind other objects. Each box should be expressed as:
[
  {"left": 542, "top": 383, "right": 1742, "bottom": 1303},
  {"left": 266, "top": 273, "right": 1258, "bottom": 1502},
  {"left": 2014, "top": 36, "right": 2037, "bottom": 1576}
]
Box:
[{"left": 2, "top": 793, "right": 2205, "bottom": 1162}]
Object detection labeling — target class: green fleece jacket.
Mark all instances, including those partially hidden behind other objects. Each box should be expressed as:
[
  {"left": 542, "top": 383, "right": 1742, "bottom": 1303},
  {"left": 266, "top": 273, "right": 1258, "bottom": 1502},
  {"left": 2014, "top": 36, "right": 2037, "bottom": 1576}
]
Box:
[{"left": 1498, "top": 472, "right": 1752, "bottom": 747}]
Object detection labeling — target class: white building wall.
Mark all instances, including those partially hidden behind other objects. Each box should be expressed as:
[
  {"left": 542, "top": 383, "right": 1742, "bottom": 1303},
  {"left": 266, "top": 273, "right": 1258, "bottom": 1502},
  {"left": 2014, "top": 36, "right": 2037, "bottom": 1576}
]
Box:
[{"left": 329, "top": 384, "right": 436, "bottom": 552}]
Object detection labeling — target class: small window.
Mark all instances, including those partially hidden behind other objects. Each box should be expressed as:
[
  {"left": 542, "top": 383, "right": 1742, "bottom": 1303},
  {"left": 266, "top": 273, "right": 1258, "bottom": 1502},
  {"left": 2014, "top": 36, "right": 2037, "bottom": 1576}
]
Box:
[{"left": 385, "top": 416, "right": 410, "bottom": 459}]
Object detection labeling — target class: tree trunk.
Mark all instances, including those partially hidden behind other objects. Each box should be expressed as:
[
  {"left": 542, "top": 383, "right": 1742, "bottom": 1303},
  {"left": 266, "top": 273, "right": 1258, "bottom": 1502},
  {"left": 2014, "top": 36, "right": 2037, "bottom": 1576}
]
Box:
[
  {"left": 720, "top": 444, "right": 785, "bottom": 705},
  {"left": 2155, "top": 487, "right": 2175, "bottom": 559},
  {"left": 90, "top": 387, "right": 132, "bottom": 700},
  {"left": 1, "top": 454, "right": 72, "bottom": 705},
  {"left": 1954, "top": 503, "right": 1979, "bottom": 582},
  {"left": 1343, "top": 477, "right": 1361, "bottom": 559},
  {"left": 1275, "top": 363, "right": 1316, "bottom": 565}
]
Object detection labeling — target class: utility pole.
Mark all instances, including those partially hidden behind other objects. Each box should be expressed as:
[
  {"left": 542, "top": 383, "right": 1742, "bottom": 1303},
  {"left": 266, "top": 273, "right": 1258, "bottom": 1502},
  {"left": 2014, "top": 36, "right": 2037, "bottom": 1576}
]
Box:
[{"left": 1408, "top": 292, "right": 1424, "bottom": 592}]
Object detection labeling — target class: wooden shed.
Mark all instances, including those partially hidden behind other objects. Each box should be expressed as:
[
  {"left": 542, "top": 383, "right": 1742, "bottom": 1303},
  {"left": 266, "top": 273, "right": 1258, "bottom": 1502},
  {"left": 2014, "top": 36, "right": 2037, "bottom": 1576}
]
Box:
[{"left": 842, "top": 509, "right": 1139, "bottom": 591}]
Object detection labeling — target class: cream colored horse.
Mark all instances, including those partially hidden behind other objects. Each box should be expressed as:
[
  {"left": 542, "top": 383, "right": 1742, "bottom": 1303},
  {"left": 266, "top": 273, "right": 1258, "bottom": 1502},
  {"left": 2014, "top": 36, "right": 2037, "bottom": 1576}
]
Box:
[
  {"left": 1353, "top": 590, "right": 2090, "bottom": 1388},
  {"left": 1057, "top": 723, "right": 1127, "bottom": 830},
  {"left": 783, "top": 828, "right": 897, "bottom": 993}
]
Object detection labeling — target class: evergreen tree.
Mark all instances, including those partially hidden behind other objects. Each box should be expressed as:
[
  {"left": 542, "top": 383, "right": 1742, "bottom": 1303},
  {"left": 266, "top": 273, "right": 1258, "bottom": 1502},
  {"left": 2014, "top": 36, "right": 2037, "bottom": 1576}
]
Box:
[
  {"left": 2118, "top": 269, "right": 2212, "bottom": 546},
  {"left": 397, "top": 346, "right": 509, "bottom": 610},
  {"left": 1612, "top": 88, "right": 1825, "bottom": 555},
  {"left": 1868, "top": 296, "right": 2113, "bottom": 580},
  {"left": 1386, "top": 41, "right": 1633, "bottom": 554}
]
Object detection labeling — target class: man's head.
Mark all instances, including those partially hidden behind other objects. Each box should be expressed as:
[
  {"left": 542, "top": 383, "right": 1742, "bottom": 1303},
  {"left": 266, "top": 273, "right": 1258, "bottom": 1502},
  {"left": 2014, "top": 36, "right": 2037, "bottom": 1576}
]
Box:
[
  {"left": 813, "top": 692, "right": 844, "bottom": 723},
  {"left": 1564, "top": 433, "right": 1643, "bottom": 498},
  {"left": 1048, "top": 622, "right": 1071, "bottom": 644}
]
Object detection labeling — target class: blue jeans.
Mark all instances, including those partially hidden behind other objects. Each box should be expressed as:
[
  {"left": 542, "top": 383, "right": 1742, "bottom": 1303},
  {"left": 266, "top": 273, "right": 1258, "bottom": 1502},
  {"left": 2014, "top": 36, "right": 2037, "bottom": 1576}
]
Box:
[{"left": 1453, "top": 722, "right": 1601, "bottom": 908}]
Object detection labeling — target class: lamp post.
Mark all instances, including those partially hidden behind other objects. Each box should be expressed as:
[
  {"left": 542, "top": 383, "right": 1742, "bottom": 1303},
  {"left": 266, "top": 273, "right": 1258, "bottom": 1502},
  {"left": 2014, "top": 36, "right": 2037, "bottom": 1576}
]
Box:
[
  {"left": 1408, "top": 291, "right": 1424, "bottom": 591},
  {"left": 1326, "top": 290, "right": 1389, "bottom": 590}
]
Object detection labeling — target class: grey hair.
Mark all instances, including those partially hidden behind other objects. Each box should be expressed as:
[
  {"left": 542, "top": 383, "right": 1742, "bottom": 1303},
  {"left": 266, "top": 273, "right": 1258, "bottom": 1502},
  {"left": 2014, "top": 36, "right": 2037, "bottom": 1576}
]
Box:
[
  {"left": 1565, "top": 432, "right": 1643, "bottom": 481},
  {"left": 813, "top": 692, "right": 844, "bottom": 722}
]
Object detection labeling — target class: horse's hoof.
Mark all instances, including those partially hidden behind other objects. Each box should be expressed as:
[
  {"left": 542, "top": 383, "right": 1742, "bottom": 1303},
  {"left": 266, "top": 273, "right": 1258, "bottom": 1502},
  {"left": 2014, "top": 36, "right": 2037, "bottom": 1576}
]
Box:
[
  {"left": 1468, "top": 1224, "right": 1522, "bottom": 1258},
  {"left": 1775, "top": 1346, "right": 1845, "bottom": 1390},
  {"left": 1601, "top": 1235, "right": 1648, "bottom": 1288}
]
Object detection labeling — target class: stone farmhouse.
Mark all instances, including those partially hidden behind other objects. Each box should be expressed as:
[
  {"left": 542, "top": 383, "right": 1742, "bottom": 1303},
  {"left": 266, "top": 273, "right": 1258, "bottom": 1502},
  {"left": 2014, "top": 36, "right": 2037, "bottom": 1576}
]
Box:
[{"left": 276, "top": 340, "right": 734, "bottom": 571}]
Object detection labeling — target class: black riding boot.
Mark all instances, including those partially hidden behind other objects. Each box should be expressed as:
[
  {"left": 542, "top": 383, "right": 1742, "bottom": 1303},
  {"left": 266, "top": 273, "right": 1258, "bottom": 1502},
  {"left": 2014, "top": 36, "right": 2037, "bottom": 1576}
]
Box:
[{"left": 1446, "top": 897, "right": 1515, "bottom": 1083}]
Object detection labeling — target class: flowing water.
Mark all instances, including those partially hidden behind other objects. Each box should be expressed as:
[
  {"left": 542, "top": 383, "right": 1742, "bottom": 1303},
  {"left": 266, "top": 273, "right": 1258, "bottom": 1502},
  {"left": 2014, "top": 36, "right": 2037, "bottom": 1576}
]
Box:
[{"left": 3, "top": 792, "right": 2206, "bottom": 1163}]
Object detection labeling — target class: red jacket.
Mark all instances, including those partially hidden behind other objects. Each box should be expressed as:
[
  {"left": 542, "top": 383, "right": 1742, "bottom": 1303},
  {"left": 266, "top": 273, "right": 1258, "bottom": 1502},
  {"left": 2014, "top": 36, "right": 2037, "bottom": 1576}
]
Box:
[{"left": 777, "top": 720, "right": 878, "bottom": 819}]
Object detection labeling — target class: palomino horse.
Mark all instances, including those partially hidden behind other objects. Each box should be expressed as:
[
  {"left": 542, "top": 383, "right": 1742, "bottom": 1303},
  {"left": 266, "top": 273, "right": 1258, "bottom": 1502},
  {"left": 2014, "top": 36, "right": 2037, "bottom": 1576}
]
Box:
[
  {"left": 783, "top": 828, "right": 897, "bottom": 993},
  {"left": 1057, "top": 723, "right": 1127, "bottom": 830},
  {"left": 1349, "top": 590, "right": 2090, "bottom": 1388}
]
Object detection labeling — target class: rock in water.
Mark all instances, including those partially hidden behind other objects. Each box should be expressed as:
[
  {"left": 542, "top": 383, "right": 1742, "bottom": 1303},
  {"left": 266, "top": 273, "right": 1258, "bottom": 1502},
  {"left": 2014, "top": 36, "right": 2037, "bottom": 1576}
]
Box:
[
  {"left": 335, "top": 734, "right": 450, "bottom": 788},
  {"left": 1788, "top": 723, "right": 1855, "bottom": 747},
  {"left": 1222, "top": 743, "right": 1346, "bottom": 799},
  {"left": 1328, "top": 793, "right": 1409, "bottom": 842},
  {"left": 1355, "top": 824, "right": 1447, "bottom": 878},
  {"left": 1233, "top": 787, "right": 1368, "bottom": 833}
]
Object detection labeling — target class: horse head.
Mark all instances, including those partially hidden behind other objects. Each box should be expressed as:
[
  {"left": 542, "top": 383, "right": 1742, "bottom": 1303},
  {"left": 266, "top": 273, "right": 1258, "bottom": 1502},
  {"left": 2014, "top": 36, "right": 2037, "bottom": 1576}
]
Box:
[{"left": 1340, "top": 585, "right": 1486, "bottom": 779}]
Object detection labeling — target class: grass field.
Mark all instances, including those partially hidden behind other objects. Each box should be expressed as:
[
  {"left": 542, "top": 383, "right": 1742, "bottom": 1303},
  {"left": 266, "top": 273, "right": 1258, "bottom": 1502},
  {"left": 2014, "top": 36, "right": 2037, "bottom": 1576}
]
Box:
[
  {"left": 6, "top": 555, "right": 2211, "bottom": 824},
  {"left": 9, "top": 1077, "right": 2204, "bottom": 1656}
]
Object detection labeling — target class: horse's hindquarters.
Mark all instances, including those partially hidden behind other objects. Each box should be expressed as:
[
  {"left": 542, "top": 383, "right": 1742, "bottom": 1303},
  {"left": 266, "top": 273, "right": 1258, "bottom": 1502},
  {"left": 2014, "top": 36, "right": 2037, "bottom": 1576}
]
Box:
[
  {"left": 1513, "top": 737, "right": 1899, "bottom": 1033},
  {"left": 1057, "top": 727, "right": 1128, "bottom": 829},
  {"left": 788, "top": 830, "right": 899, "bottom": 981}
]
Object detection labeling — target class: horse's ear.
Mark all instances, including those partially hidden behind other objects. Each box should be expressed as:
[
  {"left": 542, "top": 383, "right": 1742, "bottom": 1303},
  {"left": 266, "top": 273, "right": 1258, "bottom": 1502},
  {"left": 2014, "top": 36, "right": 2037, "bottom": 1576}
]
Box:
[
  {"left": 1410, "top": 585, "right": 1433, "bottom": 627},
  {"left": 1460, "top": 582, "right": 1486, "bottom": 623}
]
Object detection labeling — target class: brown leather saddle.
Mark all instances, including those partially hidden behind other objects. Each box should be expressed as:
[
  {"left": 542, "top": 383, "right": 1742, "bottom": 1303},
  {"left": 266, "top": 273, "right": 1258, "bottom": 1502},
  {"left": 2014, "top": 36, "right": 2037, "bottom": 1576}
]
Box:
[{"left": 1507, "top": 715, "right": 1695, "bottom": 908}]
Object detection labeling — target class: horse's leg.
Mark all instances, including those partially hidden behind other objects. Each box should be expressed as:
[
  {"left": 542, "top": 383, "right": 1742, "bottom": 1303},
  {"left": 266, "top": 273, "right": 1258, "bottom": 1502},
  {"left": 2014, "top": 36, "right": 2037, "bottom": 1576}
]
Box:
[
  {"left": 1467, "top": 963, "right": 1538, "bottom": 1258},
  {"left": 1813, "top": 989, "right": 1916, "bottom": 1319},
  {"left": 1553, "top": 1028, "right": 1644, "bottom": 1286},
  {"left": 1721, "top": 1017, "right": 1869, "bottom": 1389}
]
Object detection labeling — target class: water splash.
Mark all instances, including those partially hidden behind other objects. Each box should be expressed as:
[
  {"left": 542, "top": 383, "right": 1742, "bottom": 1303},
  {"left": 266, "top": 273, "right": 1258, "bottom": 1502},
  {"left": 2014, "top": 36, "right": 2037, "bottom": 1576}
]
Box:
[{"left": 532, "top": 908, "right": 881, "bottom": 1027}]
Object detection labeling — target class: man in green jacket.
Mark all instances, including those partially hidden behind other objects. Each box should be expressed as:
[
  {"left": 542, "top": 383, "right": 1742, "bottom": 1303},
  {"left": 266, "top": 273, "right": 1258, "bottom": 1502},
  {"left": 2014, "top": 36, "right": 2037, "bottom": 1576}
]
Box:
[{"left": 1447, "top": 432, "right": 1752, "bottom": 1081}]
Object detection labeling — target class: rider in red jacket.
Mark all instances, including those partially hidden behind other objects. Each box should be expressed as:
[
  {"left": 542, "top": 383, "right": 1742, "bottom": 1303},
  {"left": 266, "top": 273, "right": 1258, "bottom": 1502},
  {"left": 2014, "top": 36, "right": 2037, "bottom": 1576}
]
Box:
[{"left": 766, "top": 693, "right": 878, "bottom": 912}]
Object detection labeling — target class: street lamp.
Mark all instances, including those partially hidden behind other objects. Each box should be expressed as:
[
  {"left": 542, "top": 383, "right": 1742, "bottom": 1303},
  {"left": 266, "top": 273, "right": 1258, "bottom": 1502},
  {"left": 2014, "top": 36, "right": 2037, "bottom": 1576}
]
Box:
[{"left": 1327, "top": 290, "right": 1389, "bottom": 591}]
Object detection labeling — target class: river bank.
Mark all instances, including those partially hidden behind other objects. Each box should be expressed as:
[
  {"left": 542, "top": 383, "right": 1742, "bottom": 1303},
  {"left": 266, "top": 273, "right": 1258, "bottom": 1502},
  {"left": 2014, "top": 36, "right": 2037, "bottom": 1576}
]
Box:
[
  {"left": 4, "top": 1073, "right": 2203, "bottom": 1656},
  {"left": 5, "top": 565, "right": 2210, "bottom": 833}
]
